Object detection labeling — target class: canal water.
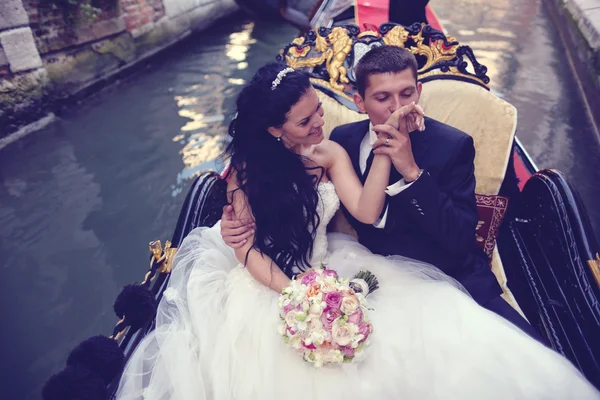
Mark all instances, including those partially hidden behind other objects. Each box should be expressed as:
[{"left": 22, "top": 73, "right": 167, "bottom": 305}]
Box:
[
  {"left": 0, "top": 14, "right": 296, "bottom": 399},
  {"left": 1, "top": 2, "right": 599, "bottom": 398}
]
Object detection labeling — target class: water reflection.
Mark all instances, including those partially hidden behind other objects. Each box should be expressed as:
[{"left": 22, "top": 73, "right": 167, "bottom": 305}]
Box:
[{"left": 174, "top": 22, "right": 256, "bottom": 189}]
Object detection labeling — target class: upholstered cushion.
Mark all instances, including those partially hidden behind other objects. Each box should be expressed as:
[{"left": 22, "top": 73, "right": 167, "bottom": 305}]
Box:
[
  {"left": 418, "top": 80, "right": 517, "bottom": 196},
  {"left": 475, "top": 194, "right": 509, "bottom": 264},
  {"left": 317, "top": 91, "right": 367, "bottom": 139}
]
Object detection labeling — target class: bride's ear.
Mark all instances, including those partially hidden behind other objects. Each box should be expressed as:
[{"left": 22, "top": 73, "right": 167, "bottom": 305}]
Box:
[{"left": 267, "top": 126, "right": 283, "bottom": 139}]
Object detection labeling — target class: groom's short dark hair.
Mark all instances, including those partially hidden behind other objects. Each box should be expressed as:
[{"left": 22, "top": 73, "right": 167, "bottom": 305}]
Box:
[{"left": 356, "top": 46, "right": 419, "bottom": 97}]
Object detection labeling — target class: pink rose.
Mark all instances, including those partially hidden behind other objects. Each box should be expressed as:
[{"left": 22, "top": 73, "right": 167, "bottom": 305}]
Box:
[
  {"left": 321, "top": 307, "right": 341, "bottom": 330},
  {"left": 283, "top": 304, "right": 294, "bottom": 314},
  {"left": 322, "top": 267, "right": 338, "bottom": 279},
  {"left": 301, "top": 271, "right": 317, "bottom": 285},
  {"left": 358, "top": 323, "right": 372, "bottom": 342},
  {"left": 324, "top": 291, "right": 342, "bottom": 310},
  {"left": 348, "top": 308, "right": 363, "bottom": 325},
  {"left": 303, "top": 342, "right": 317, "bottom": 350},
  {"left": 340, "top": 346, "right": 355, "bottom": 357}
]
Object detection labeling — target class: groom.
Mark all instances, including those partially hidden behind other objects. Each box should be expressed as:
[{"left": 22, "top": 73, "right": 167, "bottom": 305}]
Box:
[{"left": 222, "top": 46, "right": 540, "bottom": 340}]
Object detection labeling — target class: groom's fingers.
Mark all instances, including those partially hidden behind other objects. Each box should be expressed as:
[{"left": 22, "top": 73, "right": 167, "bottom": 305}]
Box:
[
  {"left": 372, "top": 124, "right": 402, "bottom": 140},
  {"left": 372, "top": 137, "right": 389, "bottom": 149},
  {"left": 372, "top": 145, "right": 394, "bottom": 156},
  {"left": 221, "top": 205, "right": 256, "bottom": 248},
  {"left": 221, "top": 224, "right": 255, "bottom": 248},
  {"left": 224, "top": 230, "right": 254, "bottom": 248}
]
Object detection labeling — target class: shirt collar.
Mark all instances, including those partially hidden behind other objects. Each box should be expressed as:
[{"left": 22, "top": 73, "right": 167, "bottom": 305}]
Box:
[{"left": 368, "top": 122, "right": 377, "bottom": 145}]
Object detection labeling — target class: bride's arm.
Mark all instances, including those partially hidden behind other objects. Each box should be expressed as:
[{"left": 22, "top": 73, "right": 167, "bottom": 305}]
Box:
[
  {"left": 227, "top": 176, "right": 291, "bottom": 293},
  {"left": 326, "top": 140, "right": 391, "bottom": 224}
]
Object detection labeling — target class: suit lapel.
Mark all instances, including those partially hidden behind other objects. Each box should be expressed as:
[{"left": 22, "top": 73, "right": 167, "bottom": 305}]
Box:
[{"left": 411, "top": 116, "right": 431, "bottom": 165}]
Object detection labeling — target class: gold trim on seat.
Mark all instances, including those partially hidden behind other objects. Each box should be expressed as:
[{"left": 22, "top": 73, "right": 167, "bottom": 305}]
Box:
[{"left": 588, "top": 253, "right": 600, "bottom": 288}]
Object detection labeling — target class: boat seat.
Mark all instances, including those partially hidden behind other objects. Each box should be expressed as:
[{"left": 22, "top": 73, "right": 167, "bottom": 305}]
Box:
[{"left": 318, "top": 78, "right": 523, "bottom": 314}]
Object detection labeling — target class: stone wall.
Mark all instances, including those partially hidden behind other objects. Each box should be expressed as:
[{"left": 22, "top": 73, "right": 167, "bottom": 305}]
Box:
[
  {"left": 0, "top": 0, "right": 49, "bottom": 136},
  {"left": 0, "top": 0, "right": 237, "bottom": 138},
  {"left": 545, "top": 0, "right": 600, "bottom": 128}
]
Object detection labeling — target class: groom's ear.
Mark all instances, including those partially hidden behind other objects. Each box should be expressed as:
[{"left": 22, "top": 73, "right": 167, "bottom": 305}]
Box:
[
  {"left": 353, "top": 93, "right": 367, "bottom": 113},
  {"left": 416, "top": 81, "right": 423, "bottom": 99}
]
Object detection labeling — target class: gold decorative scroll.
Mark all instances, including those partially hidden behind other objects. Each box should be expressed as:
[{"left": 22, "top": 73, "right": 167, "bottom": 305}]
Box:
[
  {"left": 160, "top": 243, "right": 178, "bottom": 274},
  {"left": 409, "top": 27, "right": 459, "bottom": 71},
  {"left": 588, "top": 253, "right": 600, "bottom": 288},
  {"left": 418, "top": 66, "right": 489, "bottom": 87},
  {"left": 110, "top": 317, "right": 127, "bottom": 341}
]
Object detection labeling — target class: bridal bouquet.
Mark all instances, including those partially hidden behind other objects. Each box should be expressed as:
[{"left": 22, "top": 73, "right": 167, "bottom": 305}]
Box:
[{"left": 277, "top": 266, "right": 377, "bottom": 368}]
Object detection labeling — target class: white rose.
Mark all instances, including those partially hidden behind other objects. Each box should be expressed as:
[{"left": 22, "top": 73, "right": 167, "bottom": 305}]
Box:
[
  {"left": 296, "top": 320, "right": 308, "bottom": 332},
  {"left": 293, "top": 289, "right": 307, "bottom": 303},
  {"left": 308, "top": 318, "right": 323, "bottom": 332},
  {"left": 302, "top": 302, "right": 310, "bottom": 313},
  {"left": 289, "top": 334, "right": 302, "bottom": 350},
  {"left": 285, "top": 311, "right": 297, "bottom": 328},
  {"left": 310, "top": 330, "right": 326, "bottom": 346},
  {"left": 331, "top": 319, "right": 358, "bottom": 346},
  {"left": 309, "top": 298, "right": 325, "bottom": 314},
  {"left": 340, "top": 294, "right": 360, "bottom": 315}
]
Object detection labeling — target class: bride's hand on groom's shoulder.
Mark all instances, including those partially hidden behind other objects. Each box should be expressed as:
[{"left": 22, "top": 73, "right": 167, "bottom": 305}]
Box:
[{"left": 220, "top": 205, "right": 256, "bottom": 249}]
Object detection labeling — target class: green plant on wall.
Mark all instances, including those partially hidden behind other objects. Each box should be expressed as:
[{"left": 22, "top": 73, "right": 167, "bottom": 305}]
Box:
[{"left": 42, "top": 0, "right": 107, "bottom": 24}]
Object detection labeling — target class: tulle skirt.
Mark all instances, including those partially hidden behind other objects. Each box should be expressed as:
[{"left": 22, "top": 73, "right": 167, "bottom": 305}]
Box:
[{"left": 116, "top": 223, "right": 599, "bottom": 400}]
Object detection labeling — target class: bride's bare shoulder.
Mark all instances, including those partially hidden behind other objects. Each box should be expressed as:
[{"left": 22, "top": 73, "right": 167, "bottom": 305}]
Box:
[{"left": 315, "top": 140, "right": 348, "bottom": 166}]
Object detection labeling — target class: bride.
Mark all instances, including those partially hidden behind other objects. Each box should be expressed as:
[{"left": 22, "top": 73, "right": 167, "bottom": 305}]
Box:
[{"left": 116, "top": 63, "right": 599, "bottom": 399}]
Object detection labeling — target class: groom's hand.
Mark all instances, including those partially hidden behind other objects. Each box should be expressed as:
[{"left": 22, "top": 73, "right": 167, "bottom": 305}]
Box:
[
  {"left": 220, "top": 205, "right": 255, "bottom": 249},
  {"left": 372, "top": 103, "right": 423, "bottom": 182}
]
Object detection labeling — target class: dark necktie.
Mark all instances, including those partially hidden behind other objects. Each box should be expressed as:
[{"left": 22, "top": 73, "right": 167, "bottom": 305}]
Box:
[{"left": 362, "top": 150, "right": 375, "bottom": 183}]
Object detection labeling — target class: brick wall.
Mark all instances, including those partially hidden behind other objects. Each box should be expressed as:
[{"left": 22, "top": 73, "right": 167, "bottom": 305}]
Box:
[
  {"left": 21, "top": 0, "right": 165, "bottom": 54},
  {"left": 120, "top": 0, "right": 165, "bottom": 32}
]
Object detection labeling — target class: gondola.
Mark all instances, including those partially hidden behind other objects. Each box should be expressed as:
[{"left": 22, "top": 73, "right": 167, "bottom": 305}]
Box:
[{"left": 42, "top": 1, "right": 600, "bottom": 399}]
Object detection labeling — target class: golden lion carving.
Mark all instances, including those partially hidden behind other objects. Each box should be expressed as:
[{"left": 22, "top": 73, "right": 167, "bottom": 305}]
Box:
[{"left": 284, "top": 27, "right": 353, "bottom": 91}]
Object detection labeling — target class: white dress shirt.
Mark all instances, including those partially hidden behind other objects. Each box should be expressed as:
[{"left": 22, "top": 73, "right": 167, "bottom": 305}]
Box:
[{"left": 359, "top": 123, "right": 417, "bottom": 228}]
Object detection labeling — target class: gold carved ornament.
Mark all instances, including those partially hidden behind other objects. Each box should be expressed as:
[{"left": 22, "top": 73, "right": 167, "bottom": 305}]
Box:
[
  {"left": 285, "top": 23, "right": 489, "bottom": 100},
  {"left": 408, "top": 25, "right": 459, "bottom": 71},
  {"left": 588, "top": 253, "right": 600, "bottom": 288},
  {"left": 382, "top": 25, "right": 408, "bottom": 48},
  {"left": 285, "top": 27, "right": 353, "bottom": 92},
  {"left": 110, "top": 239, "right": 178, "bottom": 341}
]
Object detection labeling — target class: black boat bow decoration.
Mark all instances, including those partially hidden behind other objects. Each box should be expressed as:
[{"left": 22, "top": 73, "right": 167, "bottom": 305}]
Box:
[{"left": 278, "top": 22, "right": 490, "bottom": 109}]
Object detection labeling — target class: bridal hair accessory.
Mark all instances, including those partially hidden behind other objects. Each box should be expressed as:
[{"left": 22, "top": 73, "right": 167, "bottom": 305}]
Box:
[{"left": 271, "top": 67, "right": 295, "bottom": 90}]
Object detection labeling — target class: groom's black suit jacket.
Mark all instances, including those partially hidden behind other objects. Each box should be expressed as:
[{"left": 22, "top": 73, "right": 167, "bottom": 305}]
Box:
[{"left": 330, "top": 118, "right": 502, "bottom": 305}]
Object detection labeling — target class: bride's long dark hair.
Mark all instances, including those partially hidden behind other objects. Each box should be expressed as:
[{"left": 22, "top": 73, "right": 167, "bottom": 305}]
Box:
[{"left": 225, "top": 62, "right": 322, "bottom": 278}]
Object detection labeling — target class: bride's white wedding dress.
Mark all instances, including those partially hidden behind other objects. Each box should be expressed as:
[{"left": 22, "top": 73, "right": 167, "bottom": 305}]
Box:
[{"left": 117, "top": 182, "right": 599, "bottom": 399}]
